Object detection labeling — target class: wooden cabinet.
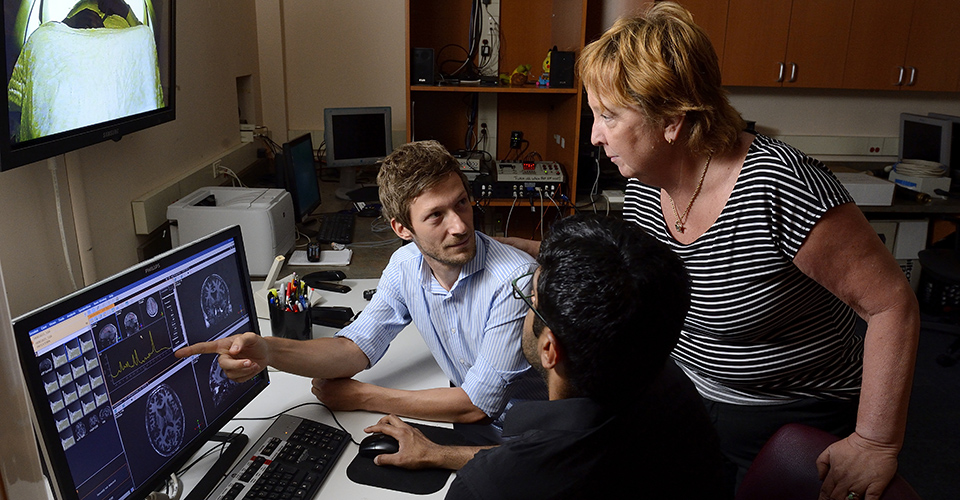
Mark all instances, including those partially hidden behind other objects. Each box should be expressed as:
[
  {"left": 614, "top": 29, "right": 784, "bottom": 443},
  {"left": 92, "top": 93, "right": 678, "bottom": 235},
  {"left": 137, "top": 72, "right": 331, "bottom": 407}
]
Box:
[
  {"left": 406, "top": 0, "right": 587, "bottom": 235},
  {"left": 673, "top": 0, "right": 730, "bottom": 66},
  {"left": 843, "top": 0, "right": 960, "bottom": 91},
  {"left": 720, "top": 0, "right": 853, "bottom": 88}
]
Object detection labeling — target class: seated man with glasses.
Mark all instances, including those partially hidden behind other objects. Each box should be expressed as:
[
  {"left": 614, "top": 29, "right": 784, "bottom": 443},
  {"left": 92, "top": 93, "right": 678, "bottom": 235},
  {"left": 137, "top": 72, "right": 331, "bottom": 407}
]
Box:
[
  {"left": 176, "top": 140, "right": 546, "bottom": 442},
  {"left": 363, "top": 214, "right": 727, "bottom": 498}
]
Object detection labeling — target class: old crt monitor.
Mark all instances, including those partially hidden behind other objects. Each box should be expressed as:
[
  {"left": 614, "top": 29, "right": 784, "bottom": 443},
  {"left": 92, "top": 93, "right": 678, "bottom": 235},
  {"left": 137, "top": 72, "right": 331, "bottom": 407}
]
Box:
[
  {"left": 12, "top": 225, "right": 268, "bottom": 500},
  {"left": 899, "top": 113, "right": 952, "bottom": 168},
  {"left": 281, "top": 133, "right": 321, "bottom": 222},
  {"left": 323, "top": 106, "right": 392, "bottom": 199},
  {"left": 0, "top": 0, "right": 176, "bottom": 171},
  {"left": 929, "top": 113, "right": 960, "bottom": 170}
]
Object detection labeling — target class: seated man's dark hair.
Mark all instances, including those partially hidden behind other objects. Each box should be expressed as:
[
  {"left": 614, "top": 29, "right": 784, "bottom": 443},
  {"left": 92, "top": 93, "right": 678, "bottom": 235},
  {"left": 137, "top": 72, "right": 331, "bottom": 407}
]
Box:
[{"left": 535, "top": 214, "right": 690, "bottom": 410}]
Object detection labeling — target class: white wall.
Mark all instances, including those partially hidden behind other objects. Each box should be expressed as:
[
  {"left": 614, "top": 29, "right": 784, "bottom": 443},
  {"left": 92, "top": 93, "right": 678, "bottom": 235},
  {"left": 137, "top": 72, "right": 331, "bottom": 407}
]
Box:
[
  {"left": 274, "top": 1, "right": 406, "bottom": 140},
  {"left": 0, "top": 1, "right": 263, "bottom": 317}
]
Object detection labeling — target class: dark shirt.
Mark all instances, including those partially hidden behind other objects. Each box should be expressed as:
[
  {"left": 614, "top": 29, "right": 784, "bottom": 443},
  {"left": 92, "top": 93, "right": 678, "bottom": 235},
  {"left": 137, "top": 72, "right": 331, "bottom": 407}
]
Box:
[{"left": 445, "top": 360, "right": 729, "bottom": 499}]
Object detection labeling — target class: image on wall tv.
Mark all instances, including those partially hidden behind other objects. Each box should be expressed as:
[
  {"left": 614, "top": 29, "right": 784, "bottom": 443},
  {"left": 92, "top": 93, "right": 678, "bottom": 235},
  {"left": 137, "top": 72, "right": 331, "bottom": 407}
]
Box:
[{"left": 0, "top": 0, "right": 175, "bottom": 171}]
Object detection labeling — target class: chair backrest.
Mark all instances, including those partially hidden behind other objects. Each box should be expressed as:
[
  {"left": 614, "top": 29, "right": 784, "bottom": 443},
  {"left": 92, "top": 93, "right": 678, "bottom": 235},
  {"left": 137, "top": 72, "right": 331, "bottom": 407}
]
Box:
[{"left": 736, "top": 423, "right": 922, "bottom": 500}]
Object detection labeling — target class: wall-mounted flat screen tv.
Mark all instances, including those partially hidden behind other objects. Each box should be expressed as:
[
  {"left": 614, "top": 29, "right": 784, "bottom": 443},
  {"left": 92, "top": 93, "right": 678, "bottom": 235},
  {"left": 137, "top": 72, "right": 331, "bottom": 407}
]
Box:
[{"left": 0, "top": 0, "right": 176, "bottom": 171}]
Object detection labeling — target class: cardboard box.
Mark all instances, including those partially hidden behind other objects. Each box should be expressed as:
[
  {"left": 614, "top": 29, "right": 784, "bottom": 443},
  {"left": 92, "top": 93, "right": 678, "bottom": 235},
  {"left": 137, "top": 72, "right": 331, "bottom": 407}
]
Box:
[
  {"left": 834, "top": 172, "right": 894, "bottom": 206},
  {"left": 887, "top": 171, "right": 951, "bottom": 199}
]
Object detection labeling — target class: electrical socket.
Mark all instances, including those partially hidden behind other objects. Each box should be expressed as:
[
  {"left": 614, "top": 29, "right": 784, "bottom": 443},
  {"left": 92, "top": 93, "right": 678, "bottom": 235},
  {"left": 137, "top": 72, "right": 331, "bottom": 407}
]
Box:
[{"left": 211, "top": 159, "right": 223, "bottom": 178}]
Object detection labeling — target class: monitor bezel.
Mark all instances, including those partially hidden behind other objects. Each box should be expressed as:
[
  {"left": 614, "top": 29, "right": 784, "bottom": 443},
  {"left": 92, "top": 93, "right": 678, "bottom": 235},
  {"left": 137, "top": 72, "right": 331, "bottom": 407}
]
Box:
[
  {"left": 928, "top": 112, "right": 960, "bottom": 169},
  {"left": 281, "top": 133, "right": 322, "bottom": 222},
  {"left": 11, "top": 225, "right": 268, "bottom": 500},
  {"left": 899, "top": 113, "right": 952, "bottom": 167},
  {"left": 323, "top": 106, "right": 392, "bottom": 168},
  {"left": 0, "top": 0, "right": 177, "bottom": 172}
]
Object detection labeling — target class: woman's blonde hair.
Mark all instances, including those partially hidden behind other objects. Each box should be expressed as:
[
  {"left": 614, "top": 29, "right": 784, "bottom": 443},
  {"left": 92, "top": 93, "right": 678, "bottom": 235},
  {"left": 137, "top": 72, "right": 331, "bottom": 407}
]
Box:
[{"left": 578, "top": 1, "right": 744, "bottom": 156}]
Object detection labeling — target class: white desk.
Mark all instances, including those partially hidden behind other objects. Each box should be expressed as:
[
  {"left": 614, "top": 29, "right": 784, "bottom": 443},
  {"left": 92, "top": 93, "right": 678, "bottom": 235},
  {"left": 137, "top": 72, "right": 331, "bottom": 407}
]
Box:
[{"left": 179, "top": 278, "right": 454, "bottom": 499}]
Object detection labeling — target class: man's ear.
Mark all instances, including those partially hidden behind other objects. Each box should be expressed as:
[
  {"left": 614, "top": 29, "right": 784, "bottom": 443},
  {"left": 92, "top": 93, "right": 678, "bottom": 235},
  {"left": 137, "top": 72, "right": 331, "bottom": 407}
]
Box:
[
  {"left": 539, "top": 329, "right": 561, "bottom": 370},
  {"left": 663, "top": 113, "right": 686, "bottom": 145},
  {"left": 390, "top": 219, "right": 414, "bottom": 241}
]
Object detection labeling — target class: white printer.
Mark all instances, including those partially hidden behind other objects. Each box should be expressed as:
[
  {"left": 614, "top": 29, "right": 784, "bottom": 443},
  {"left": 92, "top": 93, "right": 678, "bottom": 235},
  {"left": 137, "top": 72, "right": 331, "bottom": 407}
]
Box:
[{"left": 167, "top": 187, "right": 296, "bottom": 276}]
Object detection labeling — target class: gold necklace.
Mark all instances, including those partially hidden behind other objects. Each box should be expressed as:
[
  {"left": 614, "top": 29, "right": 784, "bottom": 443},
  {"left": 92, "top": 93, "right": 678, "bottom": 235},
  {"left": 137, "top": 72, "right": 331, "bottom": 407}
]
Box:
[{"left": 668, "top": 152, "right": 713, "bottom": 233}]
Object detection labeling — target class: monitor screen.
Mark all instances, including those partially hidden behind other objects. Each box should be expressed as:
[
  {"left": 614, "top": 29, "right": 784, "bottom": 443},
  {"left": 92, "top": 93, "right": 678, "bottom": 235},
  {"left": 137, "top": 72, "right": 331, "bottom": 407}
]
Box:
[
  {"left": 12, "top": 225, "right": 268, "bottom": 500},
  {"left": 282, "top": 133, "right": 321, "bottom": 222},
  {"left": 900, "top": 113, "right": 951, "bottom": 166},
  {"left": 323, "top": 106, "right": 392, "bottom": 168},
  {"left": 0, "top": 0, "right": 176, "bottom": 171},
  {"left": 929, "top": 113, "right": 960, "bottom": 169}
]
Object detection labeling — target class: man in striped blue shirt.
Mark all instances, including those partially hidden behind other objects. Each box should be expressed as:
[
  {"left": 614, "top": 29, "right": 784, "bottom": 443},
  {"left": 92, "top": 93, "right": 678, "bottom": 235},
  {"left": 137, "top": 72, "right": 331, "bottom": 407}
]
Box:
[{"left": 176, "top": 141, "right": 546, "bottom": 440}]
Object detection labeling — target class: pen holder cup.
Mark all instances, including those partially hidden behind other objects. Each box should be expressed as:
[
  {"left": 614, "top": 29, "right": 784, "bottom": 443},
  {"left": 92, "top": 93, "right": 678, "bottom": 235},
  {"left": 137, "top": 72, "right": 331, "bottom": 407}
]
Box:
[{"left": 268, "top": 301, "right": 312, "bottom": 340}]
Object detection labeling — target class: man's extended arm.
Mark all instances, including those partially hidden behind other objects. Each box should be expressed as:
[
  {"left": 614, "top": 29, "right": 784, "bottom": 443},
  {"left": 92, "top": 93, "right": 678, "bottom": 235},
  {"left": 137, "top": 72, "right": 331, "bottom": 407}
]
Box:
[{"left": 173, "top": 332, "right": 369, "bottom": 382}]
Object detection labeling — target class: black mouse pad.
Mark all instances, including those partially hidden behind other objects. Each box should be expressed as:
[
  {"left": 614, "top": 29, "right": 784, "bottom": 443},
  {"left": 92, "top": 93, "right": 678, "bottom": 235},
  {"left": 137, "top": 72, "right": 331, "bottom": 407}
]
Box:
[{"left": 345, "top": 422, "right": 476, "bottom": 494}]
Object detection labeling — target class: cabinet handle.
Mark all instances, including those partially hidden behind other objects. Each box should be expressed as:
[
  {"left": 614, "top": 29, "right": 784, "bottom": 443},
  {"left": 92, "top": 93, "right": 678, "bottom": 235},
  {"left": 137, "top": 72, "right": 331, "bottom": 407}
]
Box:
[
  {"left": 907, "top": 66, "right": 917, "bottom": 86},
  {"left": 895, "top": 66, "right": 904, "bottom": 86},
  {"left": 788, "top": 63, "right": 798, "bottom": 83},
  {"left": 777, "top": 62, "right": 785, "bottom": 83}
]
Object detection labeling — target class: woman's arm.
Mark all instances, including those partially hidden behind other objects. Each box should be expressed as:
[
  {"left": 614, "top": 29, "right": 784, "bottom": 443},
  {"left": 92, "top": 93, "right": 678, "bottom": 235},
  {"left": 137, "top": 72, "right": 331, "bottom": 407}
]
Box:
[{"left": 792, "top": 202, "right": 920, "bottom": 500}]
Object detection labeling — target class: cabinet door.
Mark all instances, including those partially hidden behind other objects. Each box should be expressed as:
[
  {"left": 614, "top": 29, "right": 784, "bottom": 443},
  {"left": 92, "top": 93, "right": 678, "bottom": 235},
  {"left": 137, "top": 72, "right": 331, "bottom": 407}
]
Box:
[
  {"left": 902, "top": 0, "right": 960, "bottom": 92},
  {"left": 674, "top": 0, "right": 730, "bottom": 65},
  {"left": 721, "top": 0, "right": 792, "bottom": 87},
  {"left": 843, "top": 0, "right": 914, "bottom": 90},
  {"left": 782, "top": 0, "right": 854, "bottom": 88}
]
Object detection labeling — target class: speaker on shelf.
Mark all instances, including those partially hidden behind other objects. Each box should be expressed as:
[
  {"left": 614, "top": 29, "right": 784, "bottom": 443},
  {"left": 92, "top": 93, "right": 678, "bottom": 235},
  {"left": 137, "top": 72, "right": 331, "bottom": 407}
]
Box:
[
  {"left": 412, "top": 47, "right": 435, "bottom": 86},
  {"left": 549, "top": 51, "right": 575, "bottom": 88}
]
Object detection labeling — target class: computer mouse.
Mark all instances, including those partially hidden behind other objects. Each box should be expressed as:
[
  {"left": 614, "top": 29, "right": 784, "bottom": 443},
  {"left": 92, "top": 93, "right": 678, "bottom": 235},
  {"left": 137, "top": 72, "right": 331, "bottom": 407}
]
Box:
[{"left": 358, "top": 432, "right": 399, "bottom": 458}]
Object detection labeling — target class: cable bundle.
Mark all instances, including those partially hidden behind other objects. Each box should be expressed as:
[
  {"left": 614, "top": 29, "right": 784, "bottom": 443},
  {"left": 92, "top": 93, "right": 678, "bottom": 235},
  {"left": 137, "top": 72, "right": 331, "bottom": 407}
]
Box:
[{"left": 894, "top": 159, "right": 947, "bottom": 177}]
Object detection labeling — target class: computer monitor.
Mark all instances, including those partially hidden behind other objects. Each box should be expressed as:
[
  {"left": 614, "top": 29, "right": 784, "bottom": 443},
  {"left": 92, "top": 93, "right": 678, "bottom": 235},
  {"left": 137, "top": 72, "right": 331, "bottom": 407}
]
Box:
[
  {"left": 12, "top": 225, "right": 268, "bottom": 500},
  {"left": 899, "top": 113, "right": 952, "bottom": 168},
  {"left": 323, "top": 106, "right": 392, "bottom": 200},
  {"left": 281, "top": 133, "right": 322, "bottom": 223},
  {"left": 929, "top": 113, "right": 960, "bottom": 170}
]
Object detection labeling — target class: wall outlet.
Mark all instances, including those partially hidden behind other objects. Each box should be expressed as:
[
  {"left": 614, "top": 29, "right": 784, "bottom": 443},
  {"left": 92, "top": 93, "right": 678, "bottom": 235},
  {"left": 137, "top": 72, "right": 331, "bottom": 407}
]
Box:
[{"left": 211, "top": 159, "right": 223, "bottom": 178}]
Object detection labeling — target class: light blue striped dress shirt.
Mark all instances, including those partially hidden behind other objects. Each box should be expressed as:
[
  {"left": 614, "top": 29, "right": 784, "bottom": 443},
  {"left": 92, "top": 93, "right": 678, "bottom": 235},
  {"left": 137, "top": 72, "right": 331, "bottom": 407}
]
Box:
[{"left": 337, "top": 231, "right": 547, "bottom": 427}]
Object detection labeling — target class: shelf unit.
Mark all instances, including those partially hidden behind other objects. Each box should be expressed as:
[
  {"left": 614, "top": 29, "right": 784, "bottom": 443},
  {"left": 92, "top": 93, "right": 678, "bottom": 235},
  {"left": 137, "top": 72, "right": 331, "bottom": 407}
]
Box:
[{"left": 405, "top": 0, "right": 588, "bottom": 237}]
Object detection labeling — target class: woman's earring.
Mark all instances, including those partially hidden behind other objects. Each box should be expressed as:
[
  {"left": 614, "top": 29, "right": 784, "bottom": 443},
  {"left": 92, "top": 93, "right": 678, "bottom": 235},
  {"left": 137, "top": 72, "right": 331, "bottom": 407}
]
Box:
[{"left": 666, "top": 137, "right": 675, "bottom": 145}]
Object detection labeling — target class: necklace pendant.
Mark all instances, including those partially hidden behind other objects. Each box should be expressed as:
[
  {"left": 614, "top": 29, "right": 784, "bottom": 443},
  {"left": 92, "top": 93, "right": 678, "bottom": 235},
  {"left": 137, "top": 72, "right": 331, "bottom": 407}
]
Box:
[{"left": 675, "top": 221, "right": 684, "bottom": 233}]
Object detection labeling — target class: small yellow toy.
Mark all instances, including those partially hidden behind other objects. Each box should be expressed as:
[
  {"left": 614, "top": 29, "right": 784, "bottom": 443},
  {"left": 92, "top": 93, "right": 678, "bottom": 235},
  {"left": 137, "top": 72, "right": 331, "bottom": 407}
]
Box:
[
  {"left": 500, "top": 64, "right": 531, "bottom": 86},
  {"left": 537, "top": 50, "right": 552, "bottom": 87}
]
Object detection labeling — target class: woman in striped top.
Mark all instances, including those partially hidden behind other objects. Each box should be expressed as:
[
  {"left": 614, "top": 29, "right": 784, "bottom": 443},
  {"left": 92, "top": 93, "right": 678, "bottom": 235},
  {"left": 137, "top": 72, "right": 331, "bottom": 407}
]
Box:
[{"left": 503, "top": 3, "right": 920, "bottom": 499}]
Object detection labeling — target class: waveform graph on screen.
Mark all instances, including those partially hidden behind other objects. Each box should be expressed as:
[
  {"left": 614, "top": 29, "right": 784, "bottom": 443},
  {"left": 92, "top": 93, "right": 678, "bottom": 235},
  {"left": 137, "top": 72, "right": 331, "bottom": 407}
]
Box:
[{"left": 102, "top": 328, "right": 174, "bottom": 399}]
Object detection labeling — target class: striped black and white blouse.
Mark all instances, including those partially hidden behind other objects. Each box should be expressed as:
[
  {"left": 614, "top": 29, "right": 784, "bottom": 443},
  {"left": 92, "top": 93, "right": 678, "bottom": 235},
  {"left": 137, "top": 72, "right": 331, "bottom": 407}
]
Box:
[{"left": 624, "top": 133, "right": 864, "bottom": 405}]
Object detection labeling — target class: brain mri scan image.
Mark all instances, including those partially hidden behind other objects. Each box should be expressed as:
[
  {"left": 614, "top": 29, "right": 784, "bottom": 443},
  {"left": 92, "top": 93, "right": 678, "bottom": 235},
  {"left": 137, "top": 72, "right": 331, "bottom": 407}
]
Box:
[
  {"left": 144, "top": 383, "right": 184, "bottom": 457},
  {"left": 200, "top": 274, "right": 232, "bottom": 328},
  {"left": 145, "top": 296, "right": 160, "bottom": 318},
  {"left": 98, "top": 323, "right": 119, "bottom": 350},
  {"left": 123, "top": 312, "right": 140, "bottom": 337},
  {"left": 208, "top": 355, "right": 240, "bottom": 407}
]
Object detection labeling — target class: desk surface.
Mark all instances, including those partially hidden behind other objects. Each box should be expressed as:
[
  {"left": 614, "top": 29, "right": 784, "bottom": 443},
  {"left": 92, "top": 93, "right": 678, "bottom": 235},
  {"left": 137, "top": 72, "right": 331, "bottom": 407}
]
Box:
[{"left": 180, "top": 279, "right": 453, "bottom": 499}]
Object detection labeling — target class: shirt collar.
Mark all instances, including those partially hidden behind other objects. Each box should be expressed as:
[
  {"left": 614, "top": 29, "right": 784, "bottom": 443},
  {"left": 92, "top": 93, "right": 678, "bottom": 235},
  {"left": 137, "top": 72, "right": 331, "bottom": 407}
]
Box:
[
  {"left": 417, "top": 231, "right": 487, "bottom": 292},
  {"left": 503, "top": 398, "right": 613, "bottom": 437}
]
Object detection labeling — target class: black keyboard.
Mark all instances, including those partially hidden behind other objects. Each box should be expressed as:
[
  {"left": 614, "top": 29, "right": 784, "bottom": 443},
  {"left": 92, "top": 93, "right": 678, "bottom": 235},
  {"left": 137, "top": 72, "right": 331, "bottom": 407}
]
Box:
[
  {"left": 206, "top": 414, "right": 350, "bottom": 500},
  {"left": 314, "top": 212, "right": 355, "bottom": 244}
]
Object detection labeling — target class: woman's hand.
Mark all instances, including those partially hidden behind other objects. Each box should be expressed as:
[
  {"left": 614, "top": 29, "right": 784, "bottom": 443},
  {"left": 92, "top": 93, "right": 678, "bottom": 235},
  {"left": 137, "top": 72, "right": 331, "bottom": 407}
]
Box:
[
  {"left": 494, "top": 236, "right": 541, "bottom": 258},
  {"left": 816, "top": 432, "right": 900, "bottom": 500}
]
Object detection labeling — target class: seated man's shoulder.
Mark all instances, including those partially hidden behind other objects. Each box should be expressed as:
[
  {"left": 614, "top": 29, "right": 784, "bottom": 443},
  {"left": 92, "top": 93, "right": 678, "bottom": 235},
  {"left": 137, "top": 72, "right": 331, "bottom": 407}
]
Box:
[{"left": 479, "top": 232, "right": 535, "bottom": 267}]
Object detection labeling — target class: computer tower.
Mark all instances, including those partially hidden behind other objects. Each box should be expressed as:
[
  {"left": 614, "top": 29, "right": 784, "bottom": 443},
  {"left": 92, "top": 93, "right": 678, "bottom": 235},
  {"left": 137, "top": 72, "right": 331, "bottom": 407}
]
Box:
[
  {"left": 549, "top": 51, "right": 575, "bottom": 88},
  {"left": 412, "top": 47, "right": 435, "bottom": 85}
]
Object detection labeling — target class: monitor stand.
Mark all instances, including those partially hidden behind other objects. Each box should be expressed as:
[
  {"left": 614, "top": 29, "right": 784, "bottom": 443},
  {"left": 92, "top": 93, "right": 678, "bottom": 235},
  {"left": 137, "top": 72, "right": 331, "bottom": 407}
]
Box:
[
  {"left": 335, "top": 167, "right": 362, "bottom": 200},
  {"left": 181, "top": 432, "right": 249, "bottom": 500}
]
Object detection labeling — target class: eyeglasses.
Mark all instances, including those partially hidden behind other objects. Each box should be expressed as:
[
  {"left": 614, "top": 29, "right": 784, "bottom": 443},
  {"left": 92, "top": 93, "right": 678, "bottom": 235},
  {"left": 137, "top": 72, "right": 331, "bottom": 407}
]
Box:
[{"left": 511, "top": 270, "right": 552, "bottom": 330}]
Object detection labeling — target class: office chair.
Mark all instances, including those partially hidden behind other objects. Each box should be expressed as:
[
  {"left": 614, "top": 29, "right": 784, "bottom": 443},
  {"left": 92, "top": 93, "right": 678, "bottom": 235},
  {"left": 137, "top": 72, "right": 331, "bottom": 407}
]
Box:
[{"left": 736, "top": 423, "right": 921, "bottom": 500}]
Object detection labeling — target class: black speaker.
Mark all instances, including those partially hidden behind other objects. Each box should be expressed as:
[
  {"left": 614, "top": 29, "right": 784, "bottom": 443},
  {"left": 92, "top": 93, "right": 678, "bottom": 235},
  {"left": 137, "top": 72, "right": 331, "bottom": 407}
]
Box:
[
  {"left": 412, "top": 47, "right": 435, "bottom": 86},
  {"left": 549, "top": 51, "right": 575, "bottom": 88}
]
